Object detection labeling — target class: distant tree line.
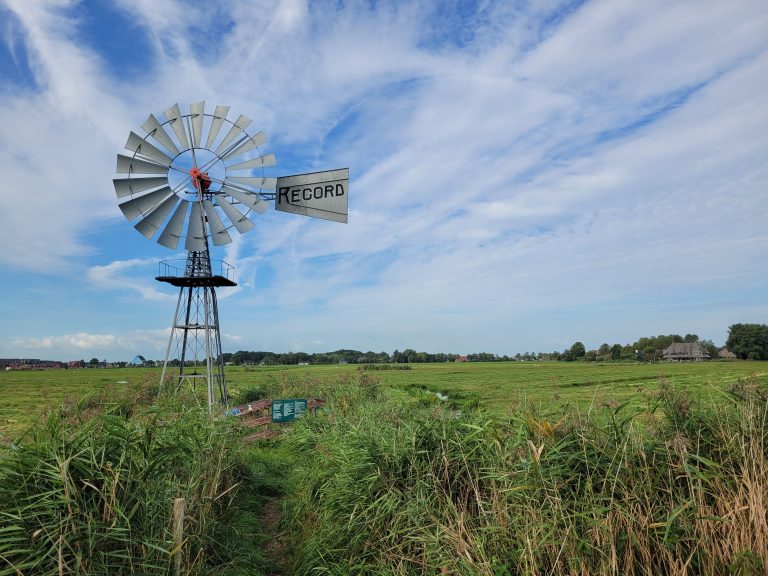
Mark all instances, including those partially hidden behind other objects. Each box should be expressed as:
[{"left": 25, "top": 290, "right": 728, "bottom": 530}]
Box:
[
  {"left": 550, "top": 325, "right": 768, "bottom": 362},
  {"left": 223, "top": 349, "right": 520, "bottom": 365},
  {"left": 224, "top": 349, "right": 390, "bottom": 366},
  {"left": 221, "top": 325, "right": 762, "bottom": 366},
  {"left": 548, "top": 333, "right": 720, "bottom": 363}
]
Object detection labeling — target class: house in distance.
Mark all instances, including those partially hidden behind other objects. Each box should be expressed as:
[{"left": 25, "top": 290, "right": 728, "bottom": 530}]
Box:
[
  {"left": 662, "top": 342, "right": 709, "bottom": 362},
  {"left": 128, "top": 355, "right": 150, "bottom": 367},
  {"left": 718, "top": 348, "right": 737, "bottom": 360}
]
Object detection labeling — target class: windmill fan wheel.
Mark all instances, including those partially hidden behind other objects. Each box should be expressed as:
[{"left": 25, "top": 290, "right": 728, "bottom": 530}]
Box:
[{"left": 113, "top": 101, "right": 276, "bottom": 251}]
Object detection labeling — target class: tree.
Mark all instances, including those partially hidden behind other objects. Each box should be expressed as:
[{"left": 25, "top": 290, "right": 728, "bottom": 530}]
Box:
[
  {"left": 402, "top": 349, "right": 417, "bottom": 363},
  {"left": 610, "top": 344, "right": 622, "bottom": 360},
  {"left": 629, "top": 334, "right": 689, "bottom": 361},
  {"left": 89, "top": 357, "right": 100, "bottom": 367},
  {"left": 726, "top": 324, "right": 768, "bottom": 360},
  {"left": 569, "top": 342, "right": 586, "bottom": 360},
  {"left": 699, "top": 339, "right": 719, "bottom": 359}
]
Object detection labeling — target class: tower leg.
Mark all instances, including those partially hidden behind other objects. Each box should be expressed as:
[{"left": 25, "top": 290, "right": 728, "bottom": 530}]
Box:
[
  {"left": 159, "top": 286, "right": 185, "bottom": 397},
  {"left": 157, "top": 250, "right": 231, "bottom": 411},
  {"left": 158, "top": 284, "right": 228, "bottom": 410},
  {"left": 210, "top": 289, "right": 228, "bottom": 403}
]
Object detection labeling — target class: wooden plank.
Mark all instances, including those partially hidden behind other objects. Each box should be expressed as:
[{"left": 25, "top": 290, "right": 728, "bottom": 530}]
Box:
[
  {"left": 231, "top": 398, "right": 324, "bottom": 417},
  {"left": 240, "top": 415, "right": 271, "bottom": 428},
  {"left": 234, "top": 398, "right": 326, "bottom": 443},
  {"left": 172, "top": 498, "right": 186, "bottom": 576},
  {"left": 228, "top": 399, "right": 271, "bottom": 414}
]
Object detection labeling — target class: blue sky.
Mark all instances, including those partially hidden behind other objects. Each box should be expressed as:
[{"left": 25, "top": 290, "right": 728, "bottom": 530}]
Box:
[{"left": 0, "top": 0, "right": 766, "bottom": 361}]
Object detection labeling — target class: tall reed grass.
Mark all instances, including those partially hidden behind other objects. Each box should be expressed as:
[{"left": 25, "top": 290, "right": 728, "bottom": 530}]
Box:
[
  {"left": 0, "top": 382, "right": 262, "bottom": 575},
  {"left": 282, "top": 374, "right": 768, "bottom": 575},
  {"left": 3, "top": 371, "right": 765, "bottom": 574}
]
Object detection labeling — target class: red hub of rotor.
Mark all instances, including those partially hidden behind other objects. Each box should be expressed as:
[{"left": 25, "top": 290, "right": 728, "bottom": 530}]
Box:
[{"left": 189, "top": 167, "right": 211, "bottom": 192}]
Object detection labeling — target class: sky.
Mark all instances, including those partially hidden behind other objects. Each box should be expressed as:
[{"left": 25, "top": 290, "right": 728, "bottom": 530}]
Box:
[{"left": 0, "top": 0, "right": 766, "bottom": 362}]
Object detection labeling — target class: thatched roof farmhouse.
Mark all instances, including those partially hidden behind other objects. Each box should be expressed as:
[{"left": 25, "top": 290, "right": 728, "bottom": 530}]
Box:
[
  {"left": 662, "top": 342, "right": 709, "bottom": 361},
  {"left": 718, "top": 347, "right": 737, "bottom": 360}
]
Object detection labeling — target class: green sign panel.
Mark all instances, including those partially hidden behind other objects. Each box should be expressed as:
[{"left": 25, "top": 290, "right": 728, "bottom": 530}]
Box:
[{"left": 271, "top": 398, "right": 308, "bottom": 423}]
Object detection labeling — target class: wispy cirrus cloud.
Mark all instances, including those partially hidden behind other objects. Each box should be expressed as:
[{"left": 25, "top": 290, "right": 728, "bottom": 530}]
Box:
[
  {"left": 8, "top": 328, "right": 242, "bottom": 358},
  {"left": 0, "top": 0, "right": 766, "bottom": 360},
  {"left": 87, "top": 258, "right": 174, "bottom": 301}
]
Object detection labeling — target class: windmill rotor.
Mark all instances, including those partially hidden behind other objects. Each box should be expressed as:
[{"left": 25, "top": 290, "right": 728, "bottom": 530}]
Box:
[{"left": 114, "top": 101, "right": 275, "bottom": 250}]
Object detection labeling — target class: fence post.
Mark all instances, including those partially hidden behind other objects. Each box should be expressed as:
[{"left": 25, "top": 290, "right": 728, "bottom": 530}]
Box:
[{"left": 172, "top": 497, "right": 186, "bottom": 575}]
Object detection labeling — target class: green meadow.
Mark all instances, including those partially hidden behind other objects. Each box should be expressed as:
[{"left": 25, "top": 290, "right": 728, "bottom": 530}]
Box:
[
  {"left": 215, "top": 359, "right": 768, "bottom": 419},
  {"left": 2, "top": 361, "right": 765, "bottom": 434},
  {"left": 258, "top": 360, "right": 768, "bottom": 411},
  {"left": 0, "top": 367, "right": 158, "bottom": 436},
  {"left": 2, "top": 361, "right": 768, "bottom": 574}
]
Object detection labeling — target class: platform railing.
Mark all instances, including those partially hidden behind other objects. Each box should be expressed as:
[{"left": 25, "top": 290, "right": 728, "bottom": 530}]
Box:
[{"left": 158, "top": 259, "right": 235, "bottom": 281}]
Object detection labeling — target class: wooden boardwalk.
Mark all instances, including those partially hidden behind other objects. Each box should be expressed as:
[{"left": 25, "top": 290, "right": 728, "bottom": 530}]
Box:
[{"left": 228, "top": 398, "right": 325, "bottom": 442}]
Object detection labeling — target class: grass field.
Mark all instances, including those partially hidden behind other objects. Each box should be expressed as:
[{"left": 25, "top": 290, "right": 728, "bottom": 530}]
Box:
[
  {"left": 0, "top": 367, "right": 152, "bottom": 435},
  {"left": 228, "top": 360, "right": 768, "bottom": 423},
  {"left": 354, "top": 360, "right": 768, "bottom": 412},
  {"left": 2, "top": 360, "right": 766, "bottom": 435},
  {"left": 2, "top": 361, "right": 767, "bottom": 574}
]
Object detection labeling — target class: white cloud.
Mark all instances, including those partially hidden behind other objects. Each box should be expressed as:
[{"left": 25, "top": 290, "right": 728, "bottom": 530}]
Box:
[
  {"left": 0, "top": 0, "right": 766, "bottom": 357},
  {"left": 7, "top": 328, "right": 169, "bottom": 358},
  {"left": 87, "top": 258, "right": 175, "bottom": 301},
  {"left": 5, "top": 327, "right": 244, "bottom": 361}
]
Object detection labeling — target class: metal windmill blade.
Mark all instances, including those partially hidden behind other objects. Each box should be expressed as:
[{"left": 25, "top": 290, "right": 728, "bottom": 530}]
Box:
[{"left": 113, "top": 102, "right": 277, "bottom": 249}]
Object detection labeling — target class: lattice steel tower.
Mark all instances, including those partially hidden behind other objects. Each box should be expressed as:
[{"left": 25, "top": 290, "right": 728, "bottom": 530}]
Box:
[
  {"left": 112, "top": 102, "right": 277, "bottom": 409},
  {"left": 156, "top": 228, "right": 235, "bottom": 407}
]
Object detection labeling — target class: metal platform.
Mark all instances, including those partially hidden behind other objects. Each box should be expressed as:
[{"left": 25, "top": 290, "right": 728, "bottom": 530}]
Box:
[
  {"left": 156, "top": 275, "right": 236, "bottom": 287},
  {"left": 156, "top": 258, "right": 236, "bottom": 287}
]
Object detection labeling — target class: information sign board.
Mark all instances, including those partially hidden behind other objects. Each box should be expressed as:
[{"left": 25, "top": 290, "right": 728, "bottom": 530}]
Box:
[
  {"left": 275, "top": 168, "right": 349, "bottom": 223},
  {"left": 271, "top": 398, "right": 309, "bottom": 423}
]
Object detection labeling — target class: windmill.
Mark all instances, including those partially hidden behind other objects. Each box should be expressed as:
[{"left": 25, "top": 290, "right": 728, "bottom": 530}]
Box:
[{"left": 113, "top": 102, "right": 284, "bottom": 408}]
